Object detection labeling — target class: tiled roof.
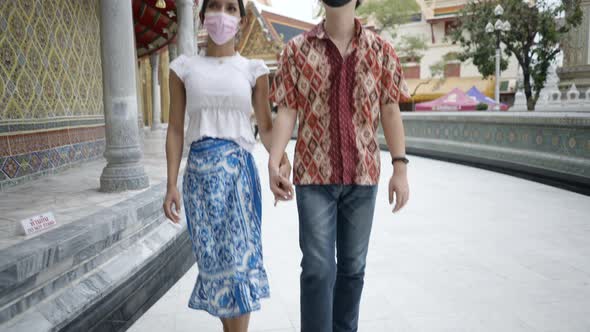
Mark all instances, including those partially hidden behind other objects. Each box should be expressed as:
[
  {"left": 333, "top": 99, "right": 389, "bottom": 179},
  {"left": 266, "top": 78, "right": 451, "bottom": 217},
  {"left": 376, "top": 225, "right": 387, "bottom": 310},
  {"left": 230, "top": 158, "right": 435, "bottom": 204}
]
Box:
[{"left": 259, "top": 10, "right": 315, "bottom": 43}]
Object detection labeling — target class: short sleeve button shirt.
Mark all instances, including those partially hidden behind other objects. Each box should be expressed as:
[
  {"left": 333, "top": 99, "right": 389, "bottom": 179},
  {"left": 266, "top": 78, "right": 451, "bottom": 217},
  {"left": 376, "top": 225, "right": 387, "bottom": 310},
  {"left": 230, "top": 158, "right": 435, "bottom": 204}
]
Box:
[{"left": 270, "top": 19, "right": 409, "bottom": 186}]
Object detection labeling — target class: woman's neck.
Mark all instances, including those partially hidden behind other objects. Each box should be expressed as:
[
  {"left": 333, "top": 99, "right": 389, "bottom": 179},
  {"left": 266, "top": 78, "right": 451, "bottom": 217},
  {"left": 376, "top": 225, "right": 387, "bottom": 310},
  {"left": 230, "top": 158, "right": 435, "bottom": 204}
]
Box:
[{"left": 205, "top": 38, "right": 236, "bottom": 57}]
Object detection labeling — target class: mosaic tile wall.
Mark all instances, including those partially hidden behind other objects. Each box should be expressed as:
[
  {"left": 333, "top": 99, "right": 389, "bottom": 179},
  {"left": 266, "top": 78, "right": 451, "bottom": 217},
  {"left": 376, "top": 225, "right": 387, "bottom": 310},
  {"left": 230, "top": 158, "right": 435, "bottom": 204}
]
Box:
[
  {"left": 0, "top": 0, "right": 105, "bottom": 189},
  {"left": 397, "top": 113, "right": 590, "bottom": 181}
]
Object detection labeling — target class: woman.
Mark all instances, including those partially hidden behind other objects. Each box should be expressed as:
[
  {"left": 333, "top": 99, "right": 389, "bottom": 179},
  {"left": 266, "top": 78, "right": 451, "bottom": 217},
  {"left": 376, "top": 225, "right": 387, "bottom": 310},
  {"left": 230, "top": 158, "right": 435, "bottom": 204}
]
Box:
[{"left": 162, "top": 0, "right": 293, "bottom": 331}]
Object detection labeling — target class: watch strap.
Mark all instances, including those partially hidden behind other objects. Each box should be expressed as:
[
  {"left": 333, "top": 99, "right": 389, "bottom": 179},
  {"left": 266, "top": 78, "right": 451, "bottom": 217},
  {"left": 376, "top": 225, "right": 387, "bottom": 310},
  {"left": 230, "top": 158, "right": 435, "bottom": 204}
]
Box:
[{"left": 392, "top": 156, "right": 409, "bottom": 165}]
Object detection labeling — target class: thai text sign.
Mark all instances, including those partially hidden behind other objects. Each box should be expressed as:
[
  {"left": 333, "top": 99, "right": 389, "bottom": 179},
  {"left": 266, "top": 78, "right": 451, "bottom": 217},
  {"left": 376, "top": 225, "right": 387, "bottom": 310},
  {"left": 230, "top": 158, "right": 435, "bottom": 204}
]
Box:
[{"left": 20, "top": 212, "right": 57, "bottom": 235}]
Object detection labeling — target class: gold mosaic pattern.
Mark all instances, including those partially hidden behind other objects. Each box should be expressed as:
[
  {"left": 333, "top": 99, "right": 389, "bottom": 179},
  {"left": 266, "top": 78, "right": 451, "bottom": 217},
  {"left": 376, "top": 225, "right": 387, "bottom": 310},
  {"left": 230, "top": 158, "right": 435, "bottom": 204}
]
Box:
[
  {"left": 0, "top": 0, "right": 103, "bottom": 122},
  {"left": 239, "top": 13, "right": 282, "bottom": 62}
]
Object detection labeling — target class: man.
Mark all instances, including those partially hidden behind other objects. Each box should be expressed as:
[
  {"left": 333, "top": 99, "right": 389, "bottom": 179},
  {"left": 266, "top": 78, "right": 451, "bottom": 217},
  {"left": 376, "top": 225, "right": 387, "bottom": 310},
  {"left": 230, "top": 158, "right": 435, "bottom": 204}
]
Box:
[{"left": 268, "top": 0, "right": 410, "bottom": 331}]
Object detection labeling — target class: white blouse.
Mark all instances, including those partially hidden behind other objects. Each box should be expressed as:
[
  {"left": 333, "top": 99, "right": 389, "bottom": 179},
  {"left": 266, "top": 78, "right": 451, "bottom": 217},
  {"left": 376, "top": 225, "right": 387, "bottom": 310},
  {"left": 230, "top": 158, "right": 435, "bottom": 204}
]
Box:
[{"left": 169, "top": 53, "right": 269, "bottom": 151}]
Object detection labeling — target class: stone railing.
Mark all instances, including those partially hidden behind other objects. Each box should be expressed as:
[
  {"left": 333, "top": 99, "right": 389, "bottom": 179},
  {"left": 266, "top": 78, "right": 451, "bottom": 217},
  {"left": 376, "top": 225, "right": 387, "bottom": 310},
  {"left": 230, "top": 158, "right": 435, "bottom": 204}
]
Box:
[
  {"left": 380, "top": 112, "right": 590, "bottom": 193},
  {"left": 512, "top": 83, "right": 590, "bottom": 112}
]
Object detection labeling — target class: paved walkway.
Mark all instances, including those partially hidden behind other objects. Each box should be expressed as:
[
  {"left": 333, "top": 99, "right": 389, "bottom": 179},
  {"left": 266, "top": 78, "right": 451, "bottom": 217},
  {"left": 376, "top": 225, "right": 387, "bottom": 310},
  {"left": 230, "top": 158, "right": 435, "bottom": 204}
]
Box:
[{"left": 129, "top": 141, "right": 590, "bottom": 332}]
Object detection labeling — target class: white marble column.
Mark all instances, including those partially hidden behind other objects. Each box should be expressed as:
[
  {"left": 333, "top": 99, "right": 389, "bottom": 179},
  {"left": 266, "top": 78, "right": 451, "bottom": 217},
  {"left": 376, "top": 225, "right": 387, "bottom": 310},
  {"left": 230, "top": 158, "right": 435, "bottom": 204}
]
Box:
[
  {"left": 176, "top": 0, "right": 196, "bottom": 134},
  {"left": 98, "top": 0, "right": 149, "bottom": 192},
  {"left": 168, "top": 42, "right": 178, "bottom": 62},
  {"left": 176, "top": 0, "right": 196, "bottom": 56},
  {"left": 558, "top": 0, "right": 590, "bottom": 92},
  {"left": 150, "top": 53, "right": 162, "bottom": 130}
]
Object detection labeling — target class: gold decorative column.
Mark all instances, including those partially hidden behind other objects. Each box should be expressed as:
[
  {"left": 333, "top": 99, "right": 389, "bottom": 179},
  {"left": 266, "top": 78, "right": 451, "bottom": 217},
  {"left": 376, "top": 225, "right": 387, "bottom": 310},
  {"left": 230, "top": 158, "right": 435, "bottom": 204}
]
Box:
[
  {"left": 160, "top": 49, "right": 171, "bottom": 123},
  {"left": 140, "top": 57, "right": 153, "bottom": 127}
]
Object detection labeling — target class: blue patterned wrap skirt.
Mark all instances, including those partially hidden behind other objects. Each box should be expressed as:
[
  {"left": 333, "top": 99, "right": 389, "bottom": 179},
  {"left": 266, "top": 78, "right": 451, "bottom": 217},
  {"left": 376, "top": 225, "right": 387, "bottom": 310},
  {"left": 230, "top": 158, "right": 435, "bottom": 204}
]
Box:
[{"left": 182, "top": 137, "right": 270, "bottom": 318}]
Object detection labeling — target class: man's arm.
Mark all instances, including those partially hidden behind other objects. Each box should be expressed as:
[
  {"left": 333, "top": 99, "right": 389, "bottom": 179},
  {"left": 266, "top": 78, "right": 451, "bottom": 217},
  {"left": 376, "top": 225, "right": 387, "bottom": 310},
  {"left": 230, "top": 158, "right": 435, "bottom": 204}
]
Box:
[
  {"left": 380, "top": 103, "right": 410, "bottom": 213},
  {"left": 268, "top": 107, "right": 297, "bottom": 202},
  {"left": 268, "top": 38, "right": 299, "bottom": 203},
  {"left": 381, "top": 103, "right": 406, "bottom": 162}
]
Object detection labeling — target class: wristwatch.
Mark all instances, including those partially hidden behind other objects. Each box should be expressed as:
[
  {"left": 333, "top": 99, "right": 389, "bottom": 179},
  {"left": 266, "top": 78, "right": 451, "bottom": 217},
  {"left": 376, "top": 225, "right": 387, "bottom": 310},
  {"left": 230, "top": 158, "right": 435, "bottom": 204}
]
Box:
[{"left": 391, "top": 156, "right": 409, "bottom": 165}]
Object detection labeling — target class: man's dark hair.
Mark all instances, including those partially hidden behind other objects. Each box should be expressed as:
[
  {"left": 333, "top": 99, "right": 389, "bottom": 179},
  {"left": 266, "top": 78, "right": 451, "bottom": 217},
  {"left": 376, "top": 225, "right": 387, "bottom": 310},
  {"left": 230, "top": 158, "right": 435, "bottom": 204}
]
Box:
[{"left": 199, "top": 0, "right": 247, "bottom": 22}]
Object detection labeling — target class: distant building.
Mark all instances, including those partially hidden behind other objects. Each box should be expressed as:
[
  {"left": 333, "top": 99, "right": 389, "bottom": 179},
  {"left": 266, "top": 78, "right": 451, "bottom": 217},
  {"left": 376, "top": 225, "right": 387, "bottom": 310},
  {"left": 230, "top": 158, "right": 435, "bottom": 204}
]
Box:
[{"left": 380, "top": 0, "right": 520, "bottom": 108}]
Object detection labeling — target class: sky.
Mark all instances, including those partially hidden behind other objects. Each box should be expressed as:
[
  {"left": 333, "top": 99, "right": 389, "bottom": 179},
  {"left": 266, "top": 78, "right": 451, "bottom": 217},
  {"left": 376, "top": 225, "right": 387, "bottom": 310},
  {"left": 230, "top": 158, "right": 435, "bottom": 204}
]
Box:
[{"left": 268, "top": 0, "right": 318, "bottom": 22}]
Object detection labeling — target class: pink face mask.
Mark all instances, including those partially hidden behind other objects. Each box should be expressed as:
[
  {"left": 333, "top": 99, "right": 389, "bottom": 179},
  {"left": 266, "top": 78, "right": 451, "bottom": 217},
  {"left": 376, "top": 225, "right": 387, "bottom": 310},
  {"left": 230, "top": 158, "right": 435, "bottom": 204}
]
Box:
[{"left": 203, "top": 12, "right": 240, "bottom": 46}]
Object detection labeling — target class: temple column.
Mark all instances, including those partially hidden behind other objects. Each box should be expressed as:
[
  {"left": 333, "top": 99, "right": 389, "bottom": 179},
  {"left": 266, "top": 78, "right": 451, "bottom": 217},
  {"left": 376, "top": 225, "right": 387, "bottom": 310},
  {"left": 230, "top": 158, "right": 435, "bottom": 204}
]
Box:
[
  {"left": 177, "top": 0, "right": 196, "bottom": 56},
  {"left": 98, "top": 0, "right": 149, "bottom": 192},
  {"left": 160, "top": 50, "right": 171, "bottom": 123},
  {"left": 141, "top": 58, "right": 153, "bottom": 127},
  {"left": 169, "top": 42, "right": 178, "bottom": 61},
  {"left": 558, "top": 0, "right": 590, "bottom": 93},
  {"left": 150, "top": 53, "right": 162, "bottom": 130}
]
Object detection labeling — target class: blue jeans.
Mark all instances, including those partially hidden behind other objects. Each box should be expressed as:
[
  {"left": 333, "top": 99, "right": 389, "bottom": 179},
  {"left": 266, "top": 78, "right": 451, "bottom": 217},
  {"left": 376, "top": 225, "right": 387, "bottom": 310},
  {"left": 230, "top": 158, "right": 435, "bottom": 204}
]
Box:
[{"left": 296, "top": 185, "right": 378, "bottom": 332}]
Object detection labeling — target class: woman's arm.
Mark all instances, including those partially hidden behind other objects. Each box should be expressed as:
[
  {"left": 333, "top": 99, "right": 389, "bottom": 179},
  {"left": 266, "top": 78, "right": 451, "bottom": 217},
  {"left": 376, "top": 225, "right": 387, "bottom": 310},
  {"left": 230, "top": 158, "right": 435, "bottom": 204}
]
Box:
[
  {"left": 163, "top": 72, "right": 186, "bottom": 223},
  {"left": 252, "top": 74, "right": 274, "bottom": 153},
  {"left": 252, "top": 75, "right": 291, "bottom": 170},
  {"left": 268, "top": 107, "right": 297, "bottom": 202}
]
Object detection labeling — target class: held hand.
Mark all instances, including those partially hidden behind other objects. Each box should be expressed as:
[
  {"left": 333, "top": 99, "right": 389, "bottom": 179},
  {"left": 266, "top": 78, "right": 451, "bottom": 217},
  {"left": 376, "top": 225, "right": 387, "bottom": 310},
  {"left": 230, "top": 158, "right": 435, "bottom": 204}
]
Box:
[
  {"left": 278, "top": 153, "right": 292, "bottom": 181},
  {"left": 388, "top": 171, "right": 410, "bottom": 213},
  {"left": 269, "top": 165, "right": 294, "bottom": 206},
  {"left": 278, "top": 160, "right": 294, "bottom": 205},
  {"left": 163, "top": 187, "right": 182, "bottom": 223}
]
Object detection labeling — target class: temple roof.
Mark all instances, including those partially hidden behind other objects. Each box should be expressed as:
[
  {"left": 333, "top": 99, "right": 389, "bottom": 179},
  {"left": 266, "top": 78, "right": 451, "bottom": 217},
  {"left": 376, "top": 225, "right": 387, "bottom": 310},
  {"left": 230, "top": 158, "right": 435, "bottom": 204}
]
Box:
[
  {"left": 253, "top": 3, "right": 316, "bottom": 44},
  {"left": 132, "top": 0, "right": 182, "bottom": 58}
]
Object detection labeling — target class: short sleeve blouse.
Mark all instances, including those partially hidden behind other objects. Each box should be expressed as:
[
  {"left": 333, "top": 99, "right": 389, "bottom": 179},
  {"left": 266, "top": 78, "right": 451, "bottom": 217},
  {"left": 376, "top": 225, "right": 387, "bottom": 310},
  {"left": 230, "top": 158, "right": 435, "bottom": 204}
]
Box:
[{"left": 169, "top": 53, "right": 270, "bottom": 151}]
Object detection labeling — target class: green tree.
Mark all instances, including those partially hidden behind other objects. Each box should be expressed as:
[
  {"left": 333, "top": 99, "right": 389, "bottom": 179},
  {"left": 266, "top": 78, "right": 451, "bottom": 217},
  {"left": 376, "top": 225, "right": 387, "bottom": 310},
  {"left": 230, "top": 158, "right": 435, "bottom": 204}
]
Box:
[
  {"left": 356, "top": 0, "right": 420, "bottom": 36},
  {"left": 315, "top": 0, "right": 420, "bottom": 34},
  {"left": 451, "top": 0, "right": 583, "bottom": 110},
  {"left": 314, "top": 1, "right": 325, "bottom": 18},
  {"left": 397, "top": 35, "right": 428, "bottom": 62},
  {"left": 407, "top": 51, "right": 457, "bottom": 111}
]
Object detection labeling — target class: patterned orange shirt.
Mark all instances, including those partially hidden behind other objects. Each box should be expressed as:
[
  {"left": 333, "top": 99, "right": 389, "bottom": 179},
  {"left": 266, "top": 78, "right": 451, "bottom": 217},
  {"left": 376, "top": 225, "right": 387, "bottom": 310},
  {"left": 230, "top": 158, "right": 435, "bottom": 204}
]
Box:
[{"left": 270, "top": 19, "right": 409, "bottom": 186}]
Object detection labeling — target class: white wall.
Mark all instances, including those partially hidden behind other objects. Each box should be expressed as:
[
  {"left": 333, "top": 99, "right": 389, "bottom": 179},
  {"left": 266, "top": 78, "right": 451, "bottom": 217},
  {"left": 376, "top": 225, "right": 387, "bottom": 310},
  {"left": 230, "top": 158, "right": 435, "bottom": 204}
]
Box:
[{"left": 388, "top": 18, "right": 519, "bottom": 80}]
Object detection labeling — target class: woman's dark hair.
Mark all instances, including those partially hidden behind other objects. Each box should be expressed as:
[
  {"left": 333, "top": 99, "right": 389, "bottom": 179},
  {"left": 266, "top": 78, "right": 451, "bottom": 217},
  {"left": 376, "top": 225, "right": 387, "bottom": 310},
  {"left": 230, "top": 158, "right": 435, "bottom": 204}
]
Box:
[{"left": 199, "top": 0, "right": 247, "bottom": 22}]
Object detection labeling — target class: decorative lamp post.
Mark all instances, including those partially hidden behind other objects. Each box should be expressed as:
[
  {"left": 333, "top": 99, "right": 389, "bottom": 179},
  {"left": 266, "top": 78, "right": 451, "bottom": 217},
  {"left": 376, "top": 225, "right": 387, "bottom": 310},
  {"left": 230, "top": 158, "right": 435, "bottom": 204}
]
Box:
[{"left": 486, "top": 5, "right": 511, "bottom": 111}]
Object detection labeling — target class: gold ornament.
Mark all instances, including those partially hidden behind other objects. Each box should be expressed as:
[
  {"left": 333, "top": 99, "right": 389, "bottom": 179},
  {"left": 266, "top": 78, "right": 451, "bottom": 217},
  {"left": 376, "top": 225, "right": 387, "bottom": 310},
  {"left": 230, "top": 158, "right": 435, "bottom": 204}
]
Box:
[{"left": 155, "top": 0, "right": 166, "bottom": 9}]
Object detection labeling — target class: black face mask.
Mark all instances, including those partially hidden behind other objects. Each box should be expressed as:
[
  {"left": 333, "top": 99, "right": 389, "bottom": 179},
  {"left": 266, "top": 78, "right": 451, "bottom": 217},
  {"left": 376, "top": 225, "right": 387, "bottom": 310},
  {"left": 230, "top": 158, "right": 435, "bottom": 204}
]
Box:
[{"left": 323, "top": 0, "right": 353, "bottom": 8}]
